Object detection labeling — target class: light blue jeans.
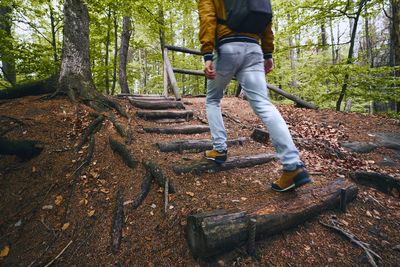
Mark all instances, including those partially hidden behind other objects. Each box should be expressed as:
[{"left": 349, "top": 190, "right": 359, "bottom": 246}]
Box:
[{"left": 206, "top": 42, "right": 303, "bottom": 171}]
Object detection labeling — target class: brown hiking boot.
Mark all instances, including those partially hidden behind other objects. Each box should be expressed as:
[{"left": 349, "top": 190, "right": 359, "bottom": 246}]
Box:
[
  {"left": 204, "top": 149, "right": 227, "bottom": 164},
  {"left": 271, "top": 166, "right": 311, "bottom": 192}
]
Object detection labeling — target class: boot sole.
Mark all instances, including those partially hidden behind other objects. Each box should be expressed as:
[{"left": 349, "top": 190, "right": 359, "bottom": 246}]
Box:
[
  {"left": 205, "top": 157, "right": 226, "bottom": 164},
  {"left": 271, "top": 172, "right": 312, "bottom": 192}
]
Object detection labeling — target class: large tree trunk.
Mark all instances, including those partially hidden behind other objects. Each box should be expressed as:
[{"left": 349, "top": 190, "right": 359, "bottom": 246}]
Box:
[
  {"left": 119, "top": 16, "right": 132, "bottom": 94},
  {"left": 0, "top": 3, "right": 16, "bottom": 86},
  {"left": 336, "top": 0, "right": 367, "bottom": 111},
  {"left": 58, "top": 0, "right": 97, "bottom": 102}
]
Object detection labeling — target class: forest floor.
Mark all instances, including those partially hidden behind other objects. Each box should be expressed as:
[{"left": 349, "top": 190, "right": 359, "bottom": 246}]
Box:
[{"left": 0, "top": 95, "right": 400, "bottom": 266}]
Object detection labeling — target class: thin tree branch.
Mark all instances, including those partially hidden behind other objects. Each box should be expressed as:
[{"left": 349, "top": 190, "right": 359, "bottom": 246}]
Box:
[{"left": 15, "top": 12, "right": 52, "bottom": 44}]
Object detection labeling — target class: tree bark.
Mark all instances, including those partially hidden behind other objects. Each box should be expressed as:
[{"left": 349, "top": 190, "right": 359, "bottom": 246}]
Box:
[
  {"left": 350, "top": 171, "right": 400, "bottom": 198},
  {"left": 143, "top": 125, "right": 210, "bottom": 134},
  {"left": 390, "top": 0, "right": 400, "bottom": 68},
  {"left": 0, "top": 137, "right": 43, "bottom": 160},
  {"left": 129, "top": 99, "right": 185, "bottom": 110},
  {"left": 157, "top": 138, "right": 245, "bottom": 153},
  {"left": 0, "top": 3, "right": 16, "bottom": 86},
  {"left": 251, "top": 128, "right": 270, "bottom": 143},
  {"left": 111, "top": 12, "right": 118, "bottom": 95},
  {"left": 104, "top": 7, "right": 112, "bottom": 95},
  {"left": 57, "top": 0, "right": 97, "bottom": 102},
  {"left": 143, "top": 161, "right": 176, "bottom": 193},
  {"left": 186, "top": 181, "right": 358, "bottom": 258},
  {"left": 48, "top": 0, "right": 58, "bottom": 64},
  {"left": 173, "top": 153, "right": 275, "bottom": 175},
  {"left": 0, "top": 76, "right": 57, "bottom": 100},
  {"left": 119, "top": 16, "right": 132, "bottom": 94},
  {"left": 137, "top": 110, "right": 193, "bottom": 120}
]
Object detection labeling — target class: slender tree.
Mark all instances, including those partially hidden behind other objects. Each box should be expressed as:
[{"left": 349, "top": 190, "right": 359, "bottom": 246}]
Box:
[
  {"left": 104, "top": 7, "right": 112, "bottom": 95},
  {"left": 119, "top": 16, "right": 132, "bottom": 94},
  {"left": 336, "top": 0, "right": 369, "bottom": 111},
  {"left": 111, "top": 11, "right": 118, "bottom": 95}
]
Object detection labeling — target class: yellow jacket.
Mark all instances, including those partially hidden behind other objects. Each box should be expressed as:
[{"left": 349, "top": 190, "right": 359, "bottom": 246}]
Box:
[{"left": 198, "top": 0, "right": 274, "bottom": 61}]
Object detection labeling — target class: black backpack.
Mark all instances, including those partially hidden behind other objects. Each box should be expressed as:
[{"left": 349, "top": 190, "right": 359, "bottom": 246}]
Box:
[{"left": 217, "top": 0, "right": 273, "bottom": 34}]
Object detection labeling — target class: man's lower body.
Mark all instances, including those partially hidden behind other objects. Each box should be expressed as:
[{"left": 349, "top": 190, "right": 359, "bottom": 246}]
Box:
[{"left": 205, "top": 41, "right": 311, "bottom": 192}]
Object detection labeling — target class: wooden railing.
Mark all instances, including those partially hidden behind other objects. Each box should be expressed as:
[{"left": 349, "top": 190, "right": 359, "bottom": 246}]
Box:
[
  {"left": 163, "top": 45, "right": 317, "bottom": 109},
  {"left": 163, "top": 45, "right": 205, "bottom": 101}
]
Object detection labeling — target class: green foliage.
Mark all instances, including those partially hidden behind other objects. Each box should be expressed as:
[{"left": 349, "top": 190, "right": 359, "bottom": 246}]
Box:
[{"left": 1, "top": 0, "right": 398, "bottom": 114}]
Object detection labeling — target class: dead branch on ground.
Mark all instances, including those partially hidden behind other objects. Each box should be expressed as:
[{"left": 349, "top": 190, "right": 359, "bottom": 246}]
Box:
[
  {"left": 111, "top": 189, "right": 124, "bottom": 254},
  {"left": 319, "top": 218, "right": 381, "bottom": 267}
]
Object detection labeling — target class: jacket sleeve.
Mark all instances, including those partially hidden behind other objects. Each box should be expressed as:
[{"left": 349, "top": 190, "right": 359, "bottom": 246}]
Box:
[
  {"left": 260, "top": 22, "right": 274, "bottom": 59},
  {"left": 199, "top": 0, "right": 217, "bottom": 61}
]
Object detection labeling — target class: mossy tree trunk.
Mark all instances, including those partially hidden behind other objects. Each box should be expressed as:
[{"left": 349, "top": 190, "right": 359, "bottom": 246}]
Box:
[
  {"left": 0, "top": 3, "right": 16, "bottom": 86},
  {"left": 57, "top": 0, "right": 98, "bottom": 103}
]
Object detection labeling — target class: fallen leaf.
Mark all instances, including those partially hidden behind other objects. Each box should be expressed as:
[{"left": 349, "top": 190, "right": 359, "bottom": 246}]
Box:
[
  {"left": 62, "top": 222, "right": 70, "bottom": 231},
  {"left": 42, "top": 205, "right": 53, "bottom": 210},
  {"left": 32, "top": 166, "right": 36, "bottom": 172},
  {"left": 88, "top": 210, "right": 95, "bottom": 217},
  {"left": 100, "top": 188, "right": 109, "bottom": 194},
  {"left": 0, "top": 245, "right": 10, "bottom": 257},
  {"left": 145, "top": 236, "right": 152, "bottom": 241},
  {"left": 55, "top": 195, "right": 63, "bottom": 206},
  {"left": 186, "top": 192, "right": 195, "bottom": 197}
]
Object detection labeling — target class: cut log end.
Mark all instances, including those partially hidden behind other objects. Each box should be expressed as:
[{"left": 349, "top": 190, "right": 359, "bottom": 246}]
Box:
[{"left": 251, "top": 128, "right": 270, "bottom": 144}]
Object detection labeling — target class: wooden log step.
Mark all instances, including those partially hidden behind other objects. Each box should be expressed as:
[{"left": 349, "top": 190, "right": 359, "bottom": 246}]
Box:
[
  {"left": 137, "top": 110, "right": 193, "bottom": 121},
  {"left": 152, "top": 118, "right": 187, "bottom": 124},
  {"left": 143, "top": 125, "right": 210, "bottom": 135},
  {"left": 186, "top": 180, "right": 358, "bottom": 258},
  {"left": 157, "top": 138, "right": 246, "bottom": 153},
  {"left": 173, "top": 153, "right": 275, "bottom": 175},
  {"left": 129, "top": 99, "right": 185, "bottom": 110},
  {"left": 350, "top": 171, "right": 400, "bottom": 198},
  {"left": 128, "top": 96, "right": 175, "bottom": 101}
]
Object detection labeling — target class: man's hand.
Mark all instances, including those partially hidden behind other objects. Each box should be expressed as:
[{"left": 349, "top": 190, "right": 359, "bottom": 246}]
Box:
[
  {"left": 264, "top": 58, "right": 274, "bottom": 74},
  {"left": 204, "top": 60, "right": 216, "bottom": 80}
]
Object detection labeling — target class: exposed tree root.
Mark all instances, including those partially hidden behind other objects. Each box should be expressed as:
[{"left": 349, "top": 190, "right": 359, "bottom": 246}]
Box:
[
  {"left": 109, "top": 137, "right": 138, "bottom": 169},
  {"left": 143, "top": 161, "right": 176, "bottom": 193},
  {"left": 0, "top": 76, "right": 58, "bottom": 100},
  {"left": 98, "top": 96, "right": 128, "bottom": 118},
  {"left": 129, "top": 172, "right": 153, "bottom": 209},
  {"left": 77, "top": 114, "right": 104, "bottom": 151},
  {"left": 0, "top": 137, "right": 43, "bottom": 160},
  {"left": 108, "top": 112, "right": 126, "bottom": 137},
  {"left": 75, "top": 136, "right": 95, "bottom": 175},
  {"left": 125, "top": 116, "right": 133, "bottom": 145},
  {"left": 320, "top": 218, "right": 381, "bottom": 267},
  {"left": 0, "top": 115, "right": 26, "bottom": 125},
  {"left": 350, "top": 171, "right": 400, "bottom": 198},
  {"left": 111, "top": 189, "right": 124, "bottom": 254}
]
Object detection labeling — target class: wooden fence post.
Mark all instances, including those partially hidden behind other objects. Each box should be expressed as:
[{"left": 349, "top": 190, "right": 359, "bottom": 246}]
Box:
[{"left": 163, "top": 48, "right": 181, "bottom": 100}]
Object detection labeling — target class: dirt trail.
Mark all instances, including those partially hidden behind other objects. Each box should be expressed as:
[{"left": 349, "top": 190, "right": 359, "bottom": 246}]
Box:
[{"left": 0, "top": 95, "right": 399, "bottom": 266}]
